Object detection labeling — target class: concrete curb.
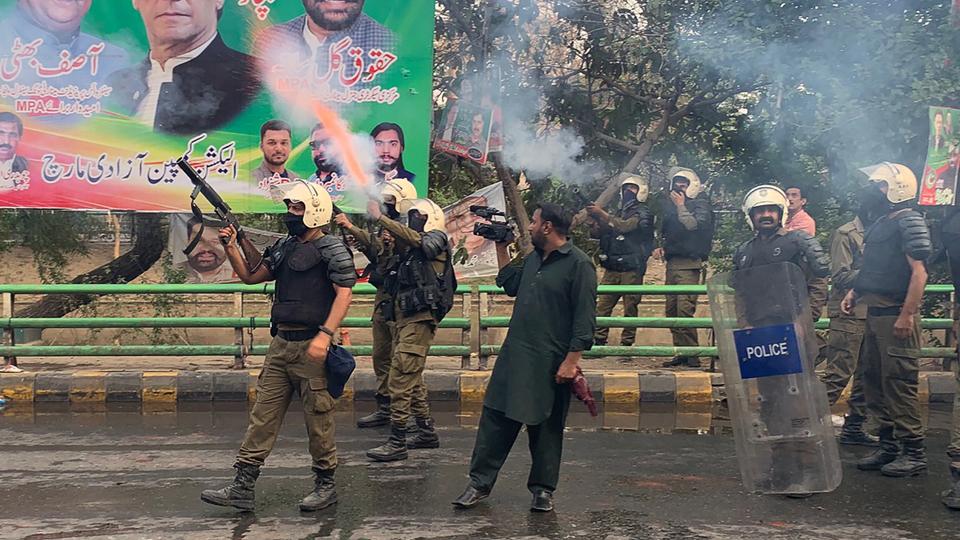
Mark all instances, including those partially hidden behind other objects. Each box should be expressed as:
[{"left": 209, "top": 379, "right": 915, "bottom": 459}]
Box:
[{"left": 0, "top": 369, "right": 953, "bottom": 406}]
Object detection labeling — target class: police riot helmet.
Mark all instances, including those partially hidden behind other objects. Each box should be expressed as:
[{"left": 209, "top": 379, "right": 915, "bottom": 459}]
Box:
[
  {"left": 270, "top": 180, "right": 333, "bottom": 228},
  {"left": 742, "top": 184, "right": 788, "bottom": 230},
  {"left": 398, "top": 198, "right": 446, "bottom": 232},
  {"left": 619, "top": 174, "right": 649, "bottom": 203},
  {"left": 667, "top": 167, "right": 702, "bottom": 198},
  {"left": 381, "top": 179, "right": 417, "bottom": 204},
  {"left": 859, "top": 162, "right": 918, "bottom": 204}
]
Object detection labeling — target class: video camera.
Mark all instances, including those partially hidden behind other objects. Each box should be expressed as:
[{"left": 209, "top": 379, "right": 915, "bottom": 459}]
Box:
[{"left": 470, "top": 205, "right": 515, "bottom": 243}]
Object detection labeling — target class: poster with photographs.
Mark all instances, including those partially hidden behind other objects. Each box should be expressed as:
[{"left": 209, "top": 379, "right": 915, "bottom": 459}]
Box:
[{"left": 0, "top": 0, "right": 435, "bottom": 212}]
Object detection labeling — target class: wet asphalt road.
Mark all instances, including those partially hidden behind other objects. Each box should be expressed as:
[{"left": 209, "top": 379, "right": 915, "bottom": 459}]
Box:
[{"left": 0, "top": 402, "right": 958, "bottom": 540}]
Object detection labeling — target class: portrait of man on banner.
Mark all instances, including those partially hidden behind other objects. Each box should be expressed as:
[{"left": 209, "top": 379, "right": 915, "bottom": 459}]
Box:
[
  {"left": 920, "top": 106, "right": 960, "bottom": 206},
  {"left": 107, "top": 0, "right": 262, "bottom": 135},
  {"left": 254, "top": 0, "right": 396, "bottom": 96},
  {"left": 0, "top": 111, "right": 29, "bottom": 191},
  {"left": 0, "top": 0, "right": 130, "bottom": 119},
  {"left": 435, "top": 101, "right": 493, "bottom": 164}
]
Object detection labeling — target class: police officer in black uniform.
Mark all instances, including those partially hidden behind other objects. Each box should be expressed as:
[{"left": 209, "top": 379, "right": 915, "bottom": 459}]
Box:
[
  {"left": 200, "top": 180, "right": 356, "bottom": 512},
  {"left": 733, "top": 184, "right": 830, "bottom": 498}
]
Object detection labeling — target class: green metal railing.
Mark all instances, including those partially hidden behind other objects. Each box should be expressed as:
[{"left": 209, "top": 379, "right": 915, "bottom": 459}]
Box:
[{"left": 0, "top": 283, "right": 955, "bottom": 369}]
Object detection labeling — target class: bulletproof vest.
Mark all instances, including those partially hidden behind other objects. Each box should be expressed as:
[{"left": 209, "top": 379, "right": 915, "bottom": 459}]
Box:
[
  {"left": 661, "top": 196, "right": 714, "bottom": 260},
  {"left": 855, "top": 212, "right": 916, "bottom": 302},
  {"left": 733, "top": 230, "right": 813, "bottom": 326},
  {"left": 735, "top": 230, "right": 806, "bottom": 270},
  {"left": 270, "top": 238, "right": 336, "bottom": 328},
  {"left": 943, "top": 208, "right": 960, "bottom": 296},
  {"left": 599, "top": 202, "right": 653, "bottom": 272},
  {"left": 385, "top": 245, "right": 455, "bottom": 321}
]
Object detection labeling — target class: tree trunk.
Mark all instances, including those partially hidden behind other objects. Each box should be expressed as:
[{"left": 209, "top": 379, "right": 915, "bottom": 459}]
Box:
[
  {"left": 15, "top": 213, "right": 167, "bottom": 318},
  {"left": 491, "top": 152, "right": 532, "bottom": 254}
]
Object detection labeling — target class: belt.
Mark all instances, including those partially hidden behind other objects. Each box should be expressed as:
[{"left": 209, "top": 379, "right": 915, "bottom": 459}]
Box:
[
  {"left": 277, "top": 329, "right": 319, "bottom": 341},
  {"left": 868, "top": 306, "right": 903, "bottom": 317}
]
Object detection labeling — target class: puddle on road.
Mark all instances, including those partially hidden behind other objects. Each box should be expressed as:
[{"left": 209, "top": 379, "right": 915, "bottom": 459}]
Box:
[{"left": 0, "top": 401, "right": 954, "bottom": 434}]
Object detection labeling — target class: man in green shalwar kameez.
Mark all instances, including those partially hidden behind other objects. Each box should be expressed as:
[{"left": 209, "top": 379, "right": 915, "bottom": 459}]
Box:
[{"left": 453, "top": 203, "right": 597, "bottom": 513}]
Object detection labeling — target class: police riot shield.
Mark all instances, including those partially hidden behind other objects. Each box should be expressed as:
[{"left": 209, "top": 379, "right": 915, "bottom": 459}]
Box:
[{"left": 706, "top": 261, "right": 841, "bottom": 495}]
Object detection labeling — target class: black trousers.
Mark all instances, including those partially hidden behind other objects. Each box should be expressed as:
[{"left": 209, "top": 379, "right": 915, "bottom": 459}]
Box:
[{"left": 468, "top": 388, "right": 571, "bottom": 493}]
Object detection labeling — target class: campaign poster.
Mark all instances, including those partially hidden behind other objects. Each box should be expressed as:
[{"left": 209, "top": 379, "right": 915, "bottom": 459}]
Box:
[
  {"left": 434, "top": 100, "right": 494, "bottom": 164},
  {"left": 0, "top": 0, "right": 434, "bottom": 212},
  {"left": 920, "top": 106, "right": 960, "bottom": 206},
  {"left": 444, "top": 181, "right": 505, "bottom": 279}
]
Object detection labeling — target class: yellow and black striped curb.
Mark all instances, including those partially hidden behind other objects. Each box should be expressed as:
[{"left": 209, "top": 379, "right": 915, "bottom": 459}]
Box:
[{"left": 0, "top": 370, "right": 954, "bottom": 405}]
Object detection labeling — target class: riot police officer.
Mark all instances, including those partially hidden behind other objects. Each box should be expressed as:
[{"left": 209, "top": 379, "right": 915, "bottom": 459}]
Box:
[
  {"left": 335, "top": 179, "right": 417, "bottom": 428},
  {"left": 939, "top": 205, "right": 960, "bottom": 508},
  {"left": 820, "top": 204, "right": 876, "bottom": 447},
  {"left": 842, "top": 162, "right": 931, "bottom": 478},
  {"left": 733, "top": 185, "right": 830, "bottom": 498},
  {"left": 586, "top": 175, "right": 654, "bottom": 351},
  {"left": 365, "top": 197, "right": 455, "bottom": 462},
  {"left": 200, "top": 180, "right": 356, "bottom": 512},
  {"left": 656, "top": 167, "right": 715, "bottom": 368}
]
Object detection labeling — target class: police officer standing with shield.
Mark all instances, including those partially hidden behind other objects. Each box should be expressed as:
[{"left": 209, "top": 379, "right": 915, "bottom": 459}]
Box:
[
  {"left": 586, "top": 175, "right": 654, "bottom": 353},
  {"left": 335, "top": 179, "right": 418, "bottom": 428},
  {"left": 731, "top": 185, "right": 832, "bottom": 497},
  {"left": 365, "top": 196, "right": 455, "bottom": 462},
  {"left": 200, "top": 180, "right": 356, "bottom": 512},
  {"left": 656, "top": 167, "right": 714, "bottom": 368},
  {"left": 842, "top": 162, "right": 931, "bottom": 477}
]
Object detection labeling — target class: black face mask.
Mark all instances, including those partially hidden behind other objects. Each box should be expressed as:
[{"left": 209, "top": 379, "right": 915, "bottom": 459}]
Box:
[
  {"left": 408, "top": 211, "right": 427, "bottom": 232},
  {"left": 283, "top": 213, "right": 309, "bottom": 237},
  {"left": 857, "top": 184, "right": 888, "bottom": 225},
  {"left": 384, "top": 203, "right": 400, "bottom": 220}
]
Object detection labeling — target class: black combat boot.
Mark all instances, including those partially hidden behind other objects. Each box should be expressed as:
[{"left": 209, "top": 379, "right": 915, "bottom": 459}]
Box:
[
  {"left": 838, "top": 415, "right": 879, "bottom": 446},
  {"left": 881, "top": 438, "right": 927, "bottom": 477},
  {"left": 357, "top": 394, "right": 391, "bottom": 428},
  {"left": 200, "top": 462, "right": 260, "bottom": 512},
  {"left": 299, "top": 467, "right": 338, "bottom": 511},
  {"left": 662, "top": 356, "right": 690, "bottom": 368},
  {"left": 407, "top": 417, "right": 440, "bottom": 449},
  {"left": 366, "top": 424, "right": 408, "bottom": 462},
  {"left": 857, "top": 427, "right": 898, "bottom": 471},
  {"left": 941, "top": 462, "right": 960, "bottom": 510}
]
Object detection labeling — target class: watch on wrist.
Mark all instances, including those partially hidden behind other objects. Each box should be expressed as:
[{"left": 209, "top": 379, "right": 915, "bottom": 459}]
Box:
[{"left": 319, "top": 326, "right": 335, "bottom": 338}]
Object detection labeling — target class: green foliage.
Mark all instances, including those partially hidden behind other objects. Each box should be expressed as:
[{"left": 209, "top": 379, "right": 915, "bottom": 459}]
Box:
[{"left": 0, "top": 210, "right": 100, "bottom": 283}]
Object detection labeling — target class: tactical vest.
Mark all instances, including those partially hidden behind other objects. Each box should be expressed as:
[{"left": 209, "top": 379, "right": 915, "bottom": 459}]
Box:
[
  {"left": 386, "top": 247, "right": 456, "bottom": 322},
  {"left": 856, "top": 213, "right": 913, "bottom": 302},
  {"left": 734, "top": 231, "right": 810, "bottom": 325},
  {"left": 599, "top": 202, "right": 653, "bottom": 272},
  {"left": 270, "top": 239, "right": 336, "bottom": 329},
  {"left": 735, "top": 231, "right": 806, "bottom": 270},
  {"left": 661, "top": 197, "right": 714, "bottom": 260}
]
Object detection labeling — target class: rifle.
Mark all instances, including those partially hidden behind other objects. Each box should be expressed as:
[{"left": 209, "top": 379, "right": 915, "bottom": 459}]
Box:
[
  {"left": 177, "top": 158, "right": 245, "bottom": 254},
  {"left": 571, "top": 186, "right": 593, "bottom": 209}
]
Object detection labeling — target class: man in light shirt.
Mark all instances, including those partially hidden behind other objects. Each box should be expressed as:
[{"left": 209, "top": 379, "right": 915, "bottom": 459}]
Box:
[
  {"left": 108, "top": 0, "right": 260, "bottom": 135},
  {"left": 785, "top": 185, "right": 816, "bottom": 236},
  {"left": 0, "top": 112, "right": 29, "bottom": 190},
  {"left": 254, "top": 0, "right": 394, "bottom": 90}
]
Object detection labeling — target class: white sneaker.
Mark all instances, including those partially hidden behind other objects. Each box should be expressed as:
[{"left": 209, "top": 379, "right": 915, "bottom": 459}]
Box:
[{"left": 0, "top": 364, "right": 24, "bottom": 373}]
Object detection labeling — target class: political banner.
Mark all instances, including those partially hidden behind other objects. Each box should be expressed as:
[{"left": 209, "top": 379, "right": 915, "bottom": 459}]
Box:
[
  {"left": 168, "top": 214, "right": 371, "bottom": 284},
  {"left": 920, "top": 106, "right": 960, "bottom": 206},
  {"left": 0, "top": 0, "right": 435, "bottom": 212},
  {"left": 445, "top": 181, "right": 506, "bottom": 279},
  {"left": 434, "top": 99, "right": 494, "bottom": 164}
]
